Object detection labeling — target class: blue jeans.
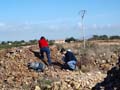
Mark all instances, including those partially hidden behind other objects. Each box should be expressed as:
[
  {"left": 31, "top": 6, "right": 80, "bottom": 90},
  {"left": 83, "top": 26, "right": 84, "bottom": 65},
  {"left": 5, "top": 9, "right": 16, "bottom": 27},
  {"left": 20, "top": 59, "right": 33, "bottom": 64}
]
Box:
[
  {"left": 67, "top": 60, "right": 77, "bottom": 70},
  {"left": 40, "top": 47, "right": 52, "bottom": 65}
]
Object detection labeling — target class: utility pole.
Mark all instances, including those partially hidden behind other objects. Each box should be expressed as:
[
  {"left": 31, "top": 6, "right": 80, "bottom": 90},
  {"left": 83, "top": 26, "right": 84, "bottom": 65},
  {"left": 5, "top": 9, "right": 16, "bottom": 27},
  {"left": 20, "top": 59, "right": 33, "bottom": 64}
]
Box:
[{"left": 79, "top": 10, "right": 86, "bottom": 49}]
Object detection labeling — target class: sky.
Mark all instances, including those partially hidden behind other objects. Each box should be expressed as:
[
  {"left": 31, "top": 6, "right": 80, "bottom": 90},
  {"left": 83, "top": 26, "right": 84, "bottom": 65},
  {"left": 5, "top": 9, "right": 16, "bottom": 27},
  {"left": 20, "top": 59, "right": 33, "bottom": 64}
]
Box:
[{"left": 0, "top": 0, "right": 120, "bottom": 41}]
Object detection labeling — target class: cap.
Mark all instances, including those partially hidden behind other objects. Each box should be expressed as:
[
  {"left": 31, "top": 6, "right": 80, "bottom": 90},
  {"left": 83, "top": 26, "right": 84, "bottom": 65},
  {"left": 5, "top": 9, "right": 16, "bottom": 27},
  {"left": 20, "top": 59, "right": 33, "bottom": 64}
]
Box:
[{"left": 67, "top": 49, "right": 72, "bottom": 52}]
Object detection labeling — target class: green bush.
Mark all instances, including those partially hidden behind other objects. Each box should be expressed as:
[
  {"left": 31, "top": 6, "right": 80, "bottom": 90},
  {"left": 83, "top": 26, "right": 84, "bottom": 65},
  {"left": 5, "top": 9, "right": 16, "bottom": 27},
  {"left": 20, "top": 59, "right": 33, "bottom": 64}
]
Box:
[{"left": 65, "top": 37, "right": 77, "bottom": 43}]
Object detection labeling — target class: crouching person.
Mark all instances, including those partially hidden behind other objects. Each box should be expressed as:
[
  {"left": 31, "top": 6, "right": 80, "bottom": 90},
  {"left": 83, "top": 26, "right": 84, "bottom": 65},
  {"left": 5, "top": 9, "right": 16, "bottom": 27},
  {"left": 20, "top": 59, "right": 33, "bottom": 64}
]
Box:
[
  {"left": 27, "top": 62, "right": 46, "bottom": 72},
  {"left": 60, "top": 48, "right": 77, "bottom": 71}
]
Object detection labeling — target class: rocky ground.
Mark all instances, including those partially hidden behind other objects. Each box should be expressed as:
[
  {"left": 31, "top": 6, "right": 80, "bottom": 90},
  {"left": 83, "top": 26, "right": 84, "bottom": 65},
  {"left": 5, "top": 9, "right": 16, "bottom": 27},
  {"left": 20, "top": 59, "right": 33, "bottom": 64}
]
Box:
[{"left": 0, "top": 43, "right": 120, "bottom": 90}]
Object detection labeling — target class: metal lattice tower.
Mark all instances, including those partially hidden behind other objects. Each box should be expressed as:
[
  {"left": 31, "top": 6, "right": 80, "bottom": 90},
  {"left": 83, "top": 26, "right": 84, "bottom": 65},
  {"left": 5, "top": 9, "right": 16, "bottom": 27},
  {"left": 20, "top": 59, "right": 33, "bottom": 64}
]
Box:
[{"left": 79, "top": 10, "right": 86, "bottom": 49}]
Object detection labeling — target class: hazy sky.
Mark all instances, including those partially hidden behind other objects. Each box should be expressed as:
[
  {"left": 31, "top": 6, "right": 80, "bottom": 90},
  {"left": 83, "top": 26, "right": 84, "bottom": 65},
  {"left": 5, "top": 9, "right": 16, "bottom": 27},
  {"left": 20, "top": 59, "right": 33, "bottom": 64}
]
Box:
[{"left": 0, "top": 0, "right": 120, "bottom": 41}]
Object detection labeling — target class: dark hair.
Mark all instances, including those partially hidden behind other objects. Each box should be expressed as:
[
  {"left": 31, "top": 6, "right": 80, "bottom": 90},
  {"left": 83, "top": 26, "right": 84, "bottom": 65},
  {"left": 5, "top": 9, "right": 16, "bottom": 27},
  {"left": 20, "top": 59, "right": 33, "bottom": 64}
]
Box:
[
  {"left": 60, "top": 48, "right": 66, "bottom": 53},
  {"left": 40, "top": 36, "right": 45, "bottom": 40}
]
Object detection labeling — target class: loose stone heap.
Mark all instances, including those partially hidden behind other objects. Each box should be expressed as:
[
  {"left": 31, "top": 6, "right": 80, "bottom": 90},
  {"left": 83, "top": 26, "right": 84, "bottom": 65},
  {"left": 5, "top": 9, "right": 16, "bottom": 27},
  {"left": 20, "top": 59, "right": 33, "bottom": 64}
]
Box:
[{"left": 0, "top": 44, "right": 119, "bottom": 90}]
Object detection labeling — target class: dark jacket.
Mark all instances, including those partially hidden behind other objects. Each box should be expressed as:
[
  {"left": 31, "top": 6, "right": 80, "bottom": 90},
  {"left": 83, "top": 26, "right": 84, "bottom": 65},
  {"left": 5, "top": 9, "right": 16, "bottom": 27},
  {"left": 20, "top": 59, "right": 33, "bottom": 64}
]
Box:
[{"left": 64, "top": 51, "right": 77, "bottom": 63}]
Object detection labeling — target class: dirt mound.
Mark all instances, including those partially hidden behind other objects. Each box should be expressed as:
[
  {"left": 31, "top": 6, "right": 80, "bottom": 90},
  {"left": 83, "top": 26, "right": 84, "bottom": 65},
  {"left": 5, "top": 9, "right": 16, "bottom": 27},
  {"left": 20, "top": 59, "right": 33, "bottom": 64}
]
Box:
[
  {"left": 0, "top": 43, "right": 119, "bottom": 90},
  {"left": 0, "top": 45, "right": 69, "bottom": 89}
]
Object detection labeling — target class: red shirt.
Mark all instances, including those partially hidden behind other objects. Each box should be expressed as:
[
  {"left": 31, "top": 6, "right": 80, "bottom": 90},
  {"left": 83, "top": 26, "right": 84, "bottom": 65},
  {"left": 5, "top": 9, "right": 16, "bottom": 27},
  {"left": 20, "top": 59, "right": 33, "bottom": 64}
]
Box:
[{"left": 38, "top": 38, "right": 49, "bottom": 48}]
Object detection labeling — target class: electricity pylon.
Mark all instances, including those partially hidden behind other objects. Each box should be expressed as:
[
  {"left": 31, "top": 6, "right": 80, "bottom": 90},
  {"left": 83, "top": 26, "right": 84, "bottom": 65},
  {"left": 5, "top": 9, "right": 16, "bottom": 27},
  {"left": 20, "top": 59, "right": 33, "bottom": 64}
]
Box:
[{"left": 79, "top": 10, "right": 86, "bottom": 49}]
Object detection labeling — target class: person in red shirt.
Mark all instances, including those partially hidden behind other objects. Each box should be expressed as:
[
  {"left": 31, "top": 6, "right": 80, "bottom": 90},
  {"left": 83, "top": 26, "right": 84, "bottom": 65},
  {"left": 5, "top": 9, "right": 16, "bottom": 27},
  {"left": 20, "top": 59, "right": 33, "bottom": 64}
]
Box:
[{"left": 38, "top": 36, "right": 52, "bottom": 65}]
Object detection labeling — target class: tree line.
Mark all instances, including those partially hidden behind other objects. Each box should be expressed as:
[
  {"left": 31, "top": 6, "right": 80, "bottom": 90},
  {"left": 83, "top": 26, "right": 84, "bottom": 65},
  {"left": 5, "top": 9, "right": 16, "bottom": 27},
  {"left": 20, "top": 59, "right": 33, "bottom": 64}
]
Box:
[
  {"left": 65, "top": 35, "right": 120, "bottom": 43},
  {"left": 89, "top": 35, "right": 120, "bottom": 40},
  {"left": 0, "top": 39, "right": 38, "bottom": 49},
  {"left": 0, "top": 35, "right": 120, "bottom": 49}
]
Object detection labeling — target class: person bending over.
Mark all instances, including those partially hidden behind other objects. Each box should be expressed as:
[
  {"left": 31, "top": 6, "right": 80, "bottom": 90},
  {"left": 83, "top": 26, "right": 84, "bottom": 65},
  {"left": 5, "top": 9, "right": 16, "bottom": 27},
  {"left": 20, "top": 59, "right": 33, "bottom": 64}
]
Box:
[
  {"left": 38, "top": 36, "right": 52, "bottom": 65},
  {"left": 60, "top": 48, "right": 77, "bottom": 70}
]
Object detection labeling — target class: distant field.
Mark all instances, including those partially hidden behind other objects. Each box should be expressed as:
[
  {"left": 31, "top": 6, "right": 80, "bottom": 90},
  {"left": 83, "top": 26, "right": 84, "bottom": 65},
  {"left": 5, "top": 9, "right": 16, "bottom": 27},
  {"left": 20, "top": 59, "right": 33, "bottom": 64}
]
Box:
[{"left": 88, "top": 40, "right": 120, "bottom": 45}]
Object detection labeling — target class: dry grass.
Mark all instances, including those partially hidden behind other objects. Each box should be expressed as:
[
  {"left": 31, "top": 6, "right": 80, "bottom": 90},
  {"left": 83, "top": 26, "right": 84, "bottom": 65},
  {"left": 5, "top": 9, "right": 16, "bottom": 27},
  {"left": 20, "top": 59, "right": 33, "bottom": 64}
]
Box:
[{"left": 59, "top": 41, "right": 120, "bottom": 72}]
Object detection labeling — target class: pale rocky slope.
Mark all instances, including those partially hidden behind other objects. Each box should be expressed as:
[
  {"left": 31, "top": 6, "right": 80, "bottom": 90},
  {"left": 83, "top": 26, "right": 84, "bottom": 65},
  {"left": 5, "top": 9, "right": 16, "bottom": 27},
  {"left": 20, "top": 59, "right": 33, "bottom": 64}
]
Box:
[{"left": 0, "top": 43, "right": 120, "bottom": 90}]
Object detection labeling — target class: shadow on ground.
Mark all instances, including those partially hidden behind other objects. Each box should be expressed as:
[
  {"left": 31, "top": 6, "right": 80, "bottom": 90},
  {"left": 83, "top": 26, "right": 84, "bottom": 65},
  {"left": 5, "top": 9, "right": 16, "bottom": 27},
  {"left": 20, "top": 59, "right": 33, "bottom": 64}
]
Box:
[
  {"left": 29, "top": 49, "right": 48, "bottom": 66},
  {"left": 29, "top": 49, "right": 65, "bottom": 69}
]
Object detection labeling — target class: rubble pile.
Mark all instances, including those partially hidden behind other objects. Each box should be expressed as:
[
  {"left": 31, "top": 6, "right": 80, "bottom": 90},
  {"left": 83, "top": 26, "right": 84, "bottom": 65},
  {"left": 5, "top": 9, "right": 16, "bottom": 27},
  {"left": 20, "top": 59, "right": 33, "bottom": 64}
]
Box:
[
  {"left": 51, "top": 71, "right": 106, "bottom": 90},
  {"left": 92, "top": 57, "right": 120, "bottom": 90},
  {"left": 0, "top": 44, "right": 119, "bottom": 90},
  {"left": 0, "top": 46, "right": 42, "bottom": 89}
]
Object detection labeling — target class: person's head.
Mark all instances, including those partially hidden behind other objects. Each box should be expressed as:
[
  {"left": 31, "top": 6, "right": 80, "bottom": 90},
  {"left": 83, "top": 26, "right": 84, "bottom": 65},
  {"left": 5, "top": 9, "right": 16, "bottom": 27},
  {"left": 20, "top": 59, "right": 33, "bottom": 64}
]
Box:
[
  {"left": 40, "top": 36, "right": 45, "bottom": 40},
  {"left": 60, "top": 48, "right": 66, "bottom": 54}
]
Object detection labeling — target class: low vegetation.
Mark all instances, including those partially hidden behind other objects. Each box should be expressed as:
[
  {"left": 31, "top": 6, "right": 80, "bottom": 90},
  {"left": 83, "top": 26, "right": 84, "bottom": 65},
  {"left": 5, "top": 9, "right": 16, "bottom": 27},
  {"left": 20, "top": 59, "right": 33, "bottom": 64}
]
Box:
[
  {"left": 0, "top": 39, "right": 38, "bottom": 49},
  {"left": 0, "top": 35, "right": 120, "bottom": 50}
]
